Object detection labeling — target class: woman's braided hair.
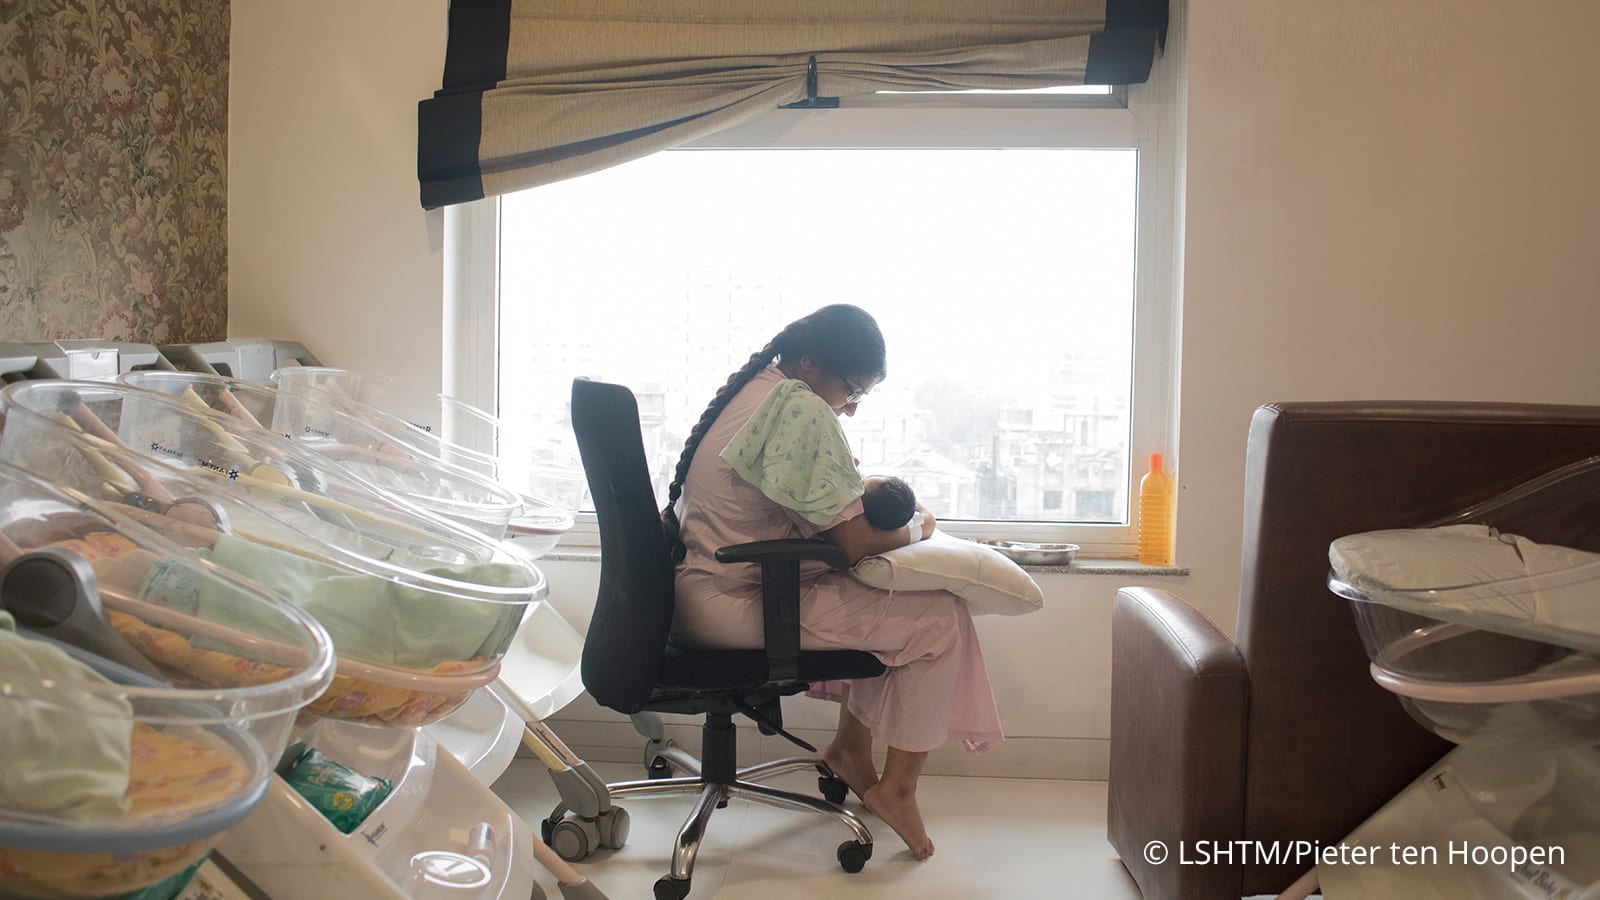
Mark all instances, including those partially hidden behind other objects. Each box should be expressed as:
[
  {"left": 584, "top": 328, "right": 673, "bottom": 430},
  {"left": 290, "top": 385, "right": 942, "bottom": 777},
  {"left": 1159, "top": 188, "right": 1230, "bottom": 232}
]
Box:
[{"left": 661, "top": 304, "right": 887, "bottom": 563}]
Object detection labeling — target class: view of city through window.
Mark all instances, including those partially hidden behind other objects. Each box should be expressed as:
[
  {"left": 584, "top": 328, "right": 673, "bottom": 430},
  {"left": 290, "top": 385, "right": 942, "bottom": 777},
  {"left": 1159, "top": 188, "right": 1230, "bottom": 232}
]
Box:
[{"left": 499, "top": 147, "right": 1138, "bottom": 523}]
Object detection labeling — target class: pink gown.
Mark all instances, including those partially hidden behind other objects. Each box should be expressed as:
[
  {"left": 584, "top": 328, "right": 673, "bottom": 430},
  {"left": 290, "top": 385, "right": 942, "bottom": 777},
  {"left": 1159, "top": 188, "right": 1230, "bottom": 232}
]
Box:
[{"left": 672, "top": 365, "right": 1002, "bottom": 753}]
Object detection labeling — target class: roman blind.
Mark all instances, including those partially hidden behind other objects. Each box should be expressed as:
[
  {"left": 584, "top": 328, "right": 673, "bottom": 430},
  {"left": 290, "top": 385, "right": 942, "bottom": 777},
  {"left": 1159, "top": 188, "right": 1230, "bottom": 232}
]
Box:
[{"left": 417, "top": 0, "right": 1167, "bottom": 209}]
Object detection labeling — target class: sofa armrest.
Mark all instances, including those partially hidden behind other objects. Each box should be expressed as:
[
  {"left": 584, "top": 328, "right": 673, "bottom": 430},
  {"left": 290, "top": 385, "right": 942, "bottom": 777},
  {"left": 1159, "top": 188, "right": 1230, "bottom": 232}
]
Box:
[{"left": 1108, "top": 587, "right": 1249, "bottom": 900}]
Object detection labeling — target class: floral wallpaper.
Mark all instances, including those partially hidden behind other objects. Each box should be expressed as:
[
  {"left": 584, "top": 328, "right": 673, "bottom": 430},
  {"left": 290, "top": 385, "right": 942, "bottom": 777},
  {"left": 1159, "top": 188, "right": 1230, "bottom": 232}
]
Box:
[{"left": 0, "top": 0, "right": 229, "bottom": 343}]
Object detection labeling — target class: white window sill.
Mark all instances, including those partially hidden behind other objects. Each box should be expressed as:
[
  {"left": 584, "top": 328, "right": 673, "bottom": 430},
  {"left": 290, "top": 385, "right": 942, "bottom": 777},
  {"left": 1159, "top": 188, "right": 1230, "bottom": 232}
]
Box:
[{"left": 533, "top": 547, "right": 1188, "bottom": 577}]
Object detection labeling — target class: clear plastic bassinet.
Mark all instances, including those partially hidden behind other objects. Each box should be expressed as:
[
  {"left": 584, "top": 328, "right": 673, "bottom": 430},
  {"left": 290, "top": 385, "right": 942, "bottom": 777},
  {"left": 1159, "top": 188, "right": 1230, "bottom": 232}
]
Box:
[
  {"left": 0, "top": 460, "right": 334, "bottom": 899},
  {"left": 0, "top": 379, "right": 547, "bottom": 730},
  {"left": 270, "top": 366, "right": 585, "bottom": 557},
  {"left": 118, "top": 368, "right": 281, "bottom": 432},
  {"left": 1328, "top": 456, "right": 1600, "bottom": 749},
  {"left": 115, "top": 369, "right": 524, "bottom": 540}
]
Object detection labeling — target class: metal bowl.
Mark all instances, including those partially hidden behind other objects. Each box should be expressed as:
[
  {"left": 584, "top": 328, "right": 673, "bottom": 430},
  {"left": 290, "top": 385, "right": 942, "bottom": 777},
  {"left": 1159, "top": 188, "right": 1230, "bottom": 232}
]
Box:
[{"left": 984, "top": 540, "right": 1079, "bottom": 566}]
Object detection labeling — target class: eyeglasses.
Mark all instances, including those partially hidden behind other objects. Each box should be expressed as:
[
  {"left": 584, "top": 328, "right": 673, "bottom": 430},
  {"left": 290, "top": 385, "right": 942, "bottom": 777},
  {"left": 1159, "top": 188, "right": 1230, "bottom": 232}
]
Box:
[{"left": 840, "top": 376, "right": 870, "bottom": 404}]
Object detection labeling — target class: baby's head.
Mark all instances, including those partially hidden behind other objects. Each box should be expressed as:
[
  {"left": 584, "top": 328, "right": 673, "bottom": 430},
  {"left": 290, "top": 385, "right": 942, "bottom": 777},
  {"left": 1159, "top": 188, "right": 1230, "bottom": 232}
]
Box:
[{"left": 861, "top": 475, "right": 917, "bottom": 530}]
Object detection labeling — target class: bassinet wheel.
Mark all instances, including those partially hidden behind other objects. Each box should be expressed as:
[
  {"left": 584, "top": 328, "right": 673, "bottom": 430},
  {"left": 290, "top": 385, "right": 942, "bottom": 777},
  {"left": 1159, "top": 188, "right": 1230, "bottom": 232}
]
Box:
[
  {"left": 837, "top": 840, "right": 872, "bottom": 873},
  {"left": 653, "top": 875, "right": 691, "bottom": 899},
  {"left": 818, "top": 774, "right": 848, "bottom": 805},
  {"left": 599, "top": 806, "right": 630, "bottom": 850},
  {"left": 548, "top": 819, "right": 593, "bottom": 862}
]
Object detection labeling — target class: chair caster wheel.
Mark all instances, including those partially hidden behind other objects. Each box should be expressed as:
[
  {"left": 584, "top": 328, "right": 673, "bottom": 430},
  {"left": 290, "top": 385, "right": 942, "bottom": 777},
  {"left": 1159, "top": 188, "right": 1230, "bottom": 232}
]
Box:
[
  {"left": 653, "top": 876, "right": 691, "bottom": 899},
  {"left": 644, "top": 737, "right": 679, "bottom": 779},
  {"left": 818, "top": 774, "right": 848, "bottom": 805},
  {"left": 599, "top": 806, "right": 630, "bottom": 850},
  {"left": 548, "top": 819, "right": 594, "bottom": 862},
  {"left": 837, "top": 840, "right": 872, "bottom": 873}
]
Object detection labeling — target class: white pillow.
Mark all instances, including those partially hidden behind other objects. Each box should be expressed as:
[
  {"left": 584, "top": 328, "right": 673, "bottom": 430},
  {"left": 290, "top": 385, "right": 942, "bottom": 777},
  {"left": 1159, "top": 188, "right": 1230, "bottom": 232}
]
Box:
[{"left": 851, "top": 530, "right": 1044, "bottom": 616}]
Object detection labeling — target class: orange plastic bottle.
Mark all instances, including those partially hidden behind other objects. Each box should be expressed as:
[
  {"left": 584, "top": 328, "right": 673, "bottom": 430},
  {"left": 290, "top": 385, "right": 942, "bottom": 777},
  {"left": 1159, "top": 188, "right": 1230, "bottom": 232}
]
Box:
[{"left": 1138, "top": 452, "right": 1174, "bottom": 565}]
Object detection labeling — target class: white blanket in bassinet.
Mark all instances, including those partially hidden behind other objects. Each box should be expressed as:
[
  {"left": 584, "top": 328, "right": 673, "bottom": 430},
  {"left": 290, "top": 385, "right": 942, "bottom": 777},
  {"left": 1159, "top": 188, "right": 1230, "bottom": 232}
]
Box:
[{"left": 1330, "top": 524, "right": 1600, "bottom": 649}]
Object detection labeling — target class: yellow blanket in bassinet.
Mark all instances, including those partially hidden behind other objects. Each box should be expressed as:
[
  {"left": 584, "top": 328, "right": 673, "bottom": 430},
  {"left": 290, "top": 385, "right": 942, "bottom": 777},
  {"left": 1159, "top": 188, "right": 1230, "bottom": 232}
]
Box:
[{"left": 0, "top": 724, "right": 250, "bottom": 897}]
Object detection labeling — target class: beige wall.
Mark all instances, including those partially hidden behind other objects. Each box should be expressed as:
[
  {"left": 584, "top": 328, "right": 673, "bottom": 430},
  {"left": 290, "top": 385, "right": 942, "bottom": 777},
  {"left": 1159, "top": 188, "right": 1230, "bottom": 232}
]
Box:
[
  {"left": 227, "top": 0, "right": 448, "bottom": 388},
  {"left": 1174, "top": 0, "right": 1600, "bottom": 637},
  {"left": 226, "top": 0, "right": 1600, "bottom": 778}
]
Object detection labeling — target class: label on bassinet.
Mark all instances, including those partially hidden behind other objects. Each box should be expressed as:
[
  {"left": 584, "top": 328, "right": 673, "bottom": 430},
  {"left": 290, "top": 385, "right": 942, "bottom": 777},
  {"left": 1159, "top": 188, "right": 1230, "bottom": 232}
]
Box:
[
  {"left": 1427, "top": 766, "right": 1582, "bottom": 900},
  {"left": 147, "top": 439, "right": 187, "bottom": 461},
  {"left": 1506, "top": 860, "right": 1582, "bottom": 899}
]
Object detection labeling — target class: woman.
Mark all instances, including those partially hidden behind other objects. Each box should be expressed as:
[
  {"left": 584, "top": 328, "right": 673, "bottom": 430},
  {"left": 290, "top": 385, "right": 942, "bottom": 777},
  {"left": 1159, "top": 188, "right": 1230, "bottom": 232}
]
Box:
[{"left": 662, "top": 304, "right": 1001, "bottom": 860}]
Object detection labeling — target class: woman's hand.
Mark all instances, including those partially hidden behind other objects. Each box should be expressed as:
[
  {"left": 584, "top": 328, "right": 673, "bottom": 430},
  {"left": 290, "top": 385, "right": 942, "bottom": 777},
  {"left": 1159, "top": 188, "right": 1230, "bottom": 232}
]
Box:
[{"left": 914, "top": 504, "right": 937, "bottom": 540}]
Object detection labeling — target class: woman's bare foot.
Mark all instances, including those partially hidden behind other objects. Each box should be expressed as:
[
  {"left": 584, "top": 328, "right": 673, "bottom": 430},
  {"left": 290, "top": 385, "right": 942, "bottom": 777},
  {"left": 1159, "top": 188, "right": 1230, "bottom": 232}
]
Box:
[
  {"left": 820, "top": 741, "right": 879, "bottom": 801},
  {"left": 862, "top": 781, "right": 935, "bottom": 860}
]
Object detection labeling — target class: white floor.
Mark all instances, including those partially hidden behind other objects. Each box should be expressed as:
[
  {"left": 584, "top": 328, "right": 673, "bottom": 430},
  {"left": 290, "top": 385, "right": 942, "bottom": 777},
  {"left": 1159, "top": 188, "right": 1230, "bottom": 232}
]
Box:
[{"left": 491, "top": 758, "right": 1143, "bottom": 899}]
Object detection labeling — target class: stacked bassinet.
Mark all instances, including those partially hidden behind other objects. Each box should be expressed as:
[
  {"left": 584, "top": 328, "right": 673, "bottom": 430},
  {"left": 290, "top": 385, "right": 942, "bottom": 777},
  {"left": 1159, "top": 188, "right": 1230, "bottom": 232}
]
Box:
[
  {"left": 1312, "top": 457, "right": 1600, "bottom": 898},
  {"left": 115, "top": 371, "right": 527, "bottom": 540},
  {"left": 271, "top": 367, "right": 585, "bottom": 557},
  {"left": 0, "top": 360, "right": 597, "bottom": 898},
  {"left": 0, "top": 380, "right": 547, "bottom": 730},
  {"left": 0, "top": 462, "right": 335, "bottom": 898}
]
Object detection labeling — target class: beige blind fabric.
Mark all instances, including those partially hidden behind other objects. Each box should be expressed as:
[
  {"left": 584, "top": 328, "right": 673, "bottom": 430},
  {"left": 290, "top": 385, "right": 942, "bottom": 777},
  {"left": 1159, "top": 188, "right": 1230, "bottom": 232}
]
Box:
[{"left": 418, "top": 1, "right": 1165, "bottom": 208}]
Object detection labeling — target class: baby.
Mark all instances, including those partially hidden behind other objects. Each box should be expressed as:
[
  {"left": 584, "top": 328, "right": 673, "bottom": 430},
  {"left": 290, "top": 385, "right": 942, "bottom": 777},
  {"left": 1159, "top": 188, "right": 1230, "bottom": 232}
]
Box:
[{"left": 861, "top": 475, "right": 918, "bottom": 531}]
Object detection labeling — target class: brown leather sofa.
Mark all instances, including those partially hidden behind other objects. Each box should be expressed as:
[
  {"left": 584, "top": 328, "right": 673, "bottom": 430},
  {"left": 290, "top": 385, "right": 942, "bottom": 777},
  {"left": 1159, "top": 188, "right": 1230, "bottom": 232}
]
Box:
[{"left": 1107, "top": 401, "right": 1600, "bottom": 900}]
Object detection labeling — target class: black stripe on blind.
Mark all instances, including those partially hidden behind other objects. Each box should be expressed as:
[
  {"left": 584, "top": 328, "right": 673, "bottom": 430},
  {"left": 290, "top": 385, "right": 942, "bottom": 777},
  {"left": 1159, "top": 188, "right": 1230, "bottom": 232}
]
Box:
[
  {"left": 442, "top": 0, "right": 513, "bottom": 90},
  {"left": 418, "top": 94, "right": 488, "bottom": 209},
  {"left": 1084, "top": 28, "right": 1160, "bottom": 85},
  {"left": 1104, "top": 0, "right": 1170, "bottom": 48},
  {"left": 417, "top": 0, "right": 514, "bottom": 209},
  {"left": 1085, "top": 0, "right": 1167, "bottom": 86}
]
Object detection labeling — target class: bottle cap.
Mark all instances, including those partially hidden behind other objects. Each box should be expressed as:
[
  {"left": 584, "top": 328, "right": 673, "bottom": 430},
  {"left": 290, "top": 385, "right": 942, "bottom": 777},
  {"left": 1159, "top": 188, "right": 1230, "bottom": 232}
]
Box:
[{"left": 1150, "top": 452, "right": 1163, "bottom": 473}]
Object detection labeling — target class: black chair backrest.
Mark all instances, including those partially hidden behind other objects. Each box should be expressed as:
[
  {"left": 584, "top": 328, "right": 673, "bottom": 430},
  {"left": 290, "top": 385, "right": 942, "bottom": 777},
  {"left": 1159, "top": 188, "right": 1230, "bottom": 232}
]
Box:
[{"left": 569, "top": 379, "right": 678, "bottom": 713}]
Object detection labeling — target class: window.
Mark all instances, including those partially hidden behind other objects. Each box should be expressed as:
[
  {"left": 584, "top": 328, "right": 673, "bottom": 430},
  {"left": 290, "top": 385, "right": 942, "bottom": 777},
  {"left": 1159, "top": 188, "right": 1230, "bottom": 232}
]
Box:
[{"left": 453, "top": 81, "right": 1179, "bottom": 558}]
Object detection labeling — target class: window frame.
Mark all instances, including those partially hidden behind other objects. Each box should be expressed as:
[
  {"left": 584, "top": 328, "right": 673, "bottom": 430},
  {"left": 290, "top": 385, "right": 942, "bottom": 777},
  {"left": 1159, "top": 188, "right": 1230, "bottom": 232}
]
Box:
[{"left": 446, "top": 78, "right": 1179, "bottom": 559}]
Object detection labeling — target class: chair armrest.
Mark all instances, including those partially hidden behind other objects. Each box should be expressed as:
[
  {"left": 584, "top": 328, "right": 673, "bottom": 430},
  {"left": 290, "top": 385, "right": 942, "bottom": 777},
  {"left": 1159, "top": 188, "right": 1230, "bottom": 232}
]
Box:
[
  {"left": 714, "top": 539, "right": 848, "bottom": 683},
  {"left": 714, "top": 539, "right": 850, "bottom": 570},
  {"left": 1108, "top": 586, "right": 1249, "bottom": 900}
]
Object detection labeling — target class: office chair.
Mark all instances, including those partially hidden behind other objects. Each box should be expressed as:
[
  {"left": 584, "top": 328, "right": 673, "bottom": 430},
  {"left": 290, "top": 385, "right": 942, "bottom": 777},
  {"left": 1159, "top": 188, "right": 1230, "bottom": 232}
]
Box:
[{"left": 563, "top": 378, "right": 886, "bottom": 900}]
